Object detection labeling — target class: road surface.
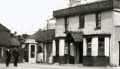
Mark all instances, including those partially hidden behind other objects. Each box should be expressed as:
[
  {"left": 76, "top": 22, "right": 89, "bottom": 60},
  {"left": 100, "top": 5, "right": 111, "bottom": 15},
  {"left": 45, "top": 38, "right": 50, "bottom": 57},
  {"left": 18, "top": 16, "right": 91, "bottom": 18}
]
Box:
[{"left": 0, "top": 63, "right": 118, "bottom": 69}]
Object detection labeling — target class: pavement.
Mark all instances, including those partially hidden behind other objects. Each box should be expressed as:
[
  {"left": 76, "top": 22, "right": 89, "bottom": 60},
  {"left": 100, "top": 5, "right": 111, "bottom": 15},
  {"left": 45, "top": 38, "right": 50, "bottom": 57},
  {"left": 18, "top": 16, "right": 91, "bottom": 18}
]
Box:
[{"left": 0, "top": 63, "right": 119, "bottom": 69}]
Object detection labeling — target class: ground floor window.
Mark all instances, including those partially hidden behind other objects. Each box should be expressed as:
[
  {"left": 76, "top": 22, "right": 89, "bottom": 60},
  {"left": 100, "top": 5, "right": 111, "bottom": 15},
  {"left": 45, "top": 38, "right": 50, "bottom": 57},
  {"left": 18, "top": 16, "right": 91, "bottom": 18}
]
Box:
[
  {"left": 98, "top": 37, "right": 105, "bottom": 56},
  {"left": 86, "top": 38, "right": 92, "bottom": 56},
  {"left": 85, "top": 37, "right": 106, "bottom": 56}
]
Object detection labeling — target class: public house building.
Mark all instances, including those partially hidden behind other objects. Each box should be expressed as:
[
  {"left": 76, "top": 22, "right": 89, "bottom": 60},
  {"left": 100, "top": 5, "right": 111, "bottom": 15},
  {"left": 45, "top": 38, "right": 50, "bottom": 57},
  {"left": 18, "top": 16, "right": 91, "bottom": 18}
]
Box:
[{"left": 52, "top": 0, "right": 120, "bottom": 66}]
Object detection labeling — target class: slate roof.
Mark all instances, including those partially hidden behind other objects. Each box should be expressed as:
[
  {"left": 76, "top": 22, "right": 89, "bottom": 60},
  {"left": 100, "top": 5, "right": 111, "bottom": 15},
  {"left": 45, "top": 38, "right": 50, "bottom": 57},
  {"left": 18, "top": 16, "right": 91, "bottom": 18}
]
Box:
[
  {"left": 0, "top": 32, "right": 11, "bottom": 46},
  {"left": 0, "top": 24, "right": 20, "bottom": 47},
  {"left": 10, "top": 36, "right": 20, "bottom": 46},
  {"left": 29, "top": 29, "right": 55, "bottom": 42}
]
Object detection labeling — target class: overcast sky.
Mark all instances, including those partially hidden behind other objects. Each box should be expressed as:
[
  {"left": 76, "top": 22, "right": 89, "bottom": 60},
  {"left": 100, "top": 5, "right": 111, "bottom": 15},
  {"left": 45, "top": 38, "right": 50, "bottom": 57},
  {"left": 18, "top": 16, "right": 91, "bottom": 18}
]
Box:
[{"left": 0, "top": 0, "right": 69, "bottom": 35}]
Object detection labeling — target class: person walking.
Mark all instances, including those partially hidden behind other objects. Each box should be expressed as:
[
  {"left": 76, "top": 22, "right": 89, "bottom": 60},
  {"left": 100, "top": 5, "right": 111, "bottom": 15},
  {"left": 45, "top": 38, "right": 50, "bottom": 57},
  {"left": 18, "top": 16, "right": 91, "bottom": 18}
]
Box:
[
  {"left": 5, "top": 49, "right": 11, "bottom": 67},
  {"left": 12, "top": 48, "right": 19, "bottom": 67}
]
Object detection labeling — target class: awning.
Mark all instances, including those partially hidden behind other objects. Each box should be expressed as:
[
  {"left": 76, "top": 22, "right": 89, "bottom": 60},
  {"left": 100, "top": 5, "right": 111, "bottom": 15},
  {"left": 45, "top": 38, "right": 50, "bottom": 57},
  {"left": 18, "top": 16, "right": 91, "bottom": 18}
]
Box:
[{"left": 67, "top": 32, "right": 83, "bottom": 42}]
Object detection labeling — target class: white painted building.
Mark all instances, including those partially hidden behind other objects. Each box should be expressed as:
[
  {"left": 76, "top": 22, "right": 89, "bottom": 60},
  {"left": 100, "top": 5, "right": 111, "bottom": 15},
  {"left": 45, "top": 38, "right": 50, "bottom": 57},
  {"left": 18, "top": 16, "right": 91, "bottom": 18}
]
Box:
[
  {"left": 52, "top": 0, "right": 120, "bottom": 66},
  {"left": 22, "top": 39, "right": 37, "bottom": 63}
]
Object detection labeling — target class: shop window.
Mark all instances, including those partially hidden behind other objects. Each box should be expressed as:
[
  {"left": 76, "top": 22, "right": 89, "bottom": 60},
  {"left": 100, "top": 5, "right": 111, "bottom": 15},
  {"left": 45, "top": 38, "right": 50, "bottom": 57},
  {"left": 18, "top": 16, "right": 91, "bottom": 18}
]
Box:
[
  {"left": 98, "top": 37, "right": 104, "bottom": 56},
  {"left": 87, "top": 38, "right": 92, "bottom": 56},
  {"left": 79, "top": 15, "right": 85, "bottom": 28},
  {"left": 96, "top": 12, "right": 101, "bottom": 29}
]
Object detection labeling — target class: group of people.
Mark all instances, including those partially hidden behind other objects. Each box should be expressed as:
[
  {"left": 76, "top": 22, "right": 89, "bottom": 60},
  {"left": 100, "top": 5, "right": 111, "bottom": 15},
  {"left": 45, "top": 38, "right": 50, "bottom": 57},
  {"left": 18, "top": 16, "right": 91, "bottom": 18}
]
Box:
[{"left": 5, "top": 48, "right": 19, "bottom": 67}]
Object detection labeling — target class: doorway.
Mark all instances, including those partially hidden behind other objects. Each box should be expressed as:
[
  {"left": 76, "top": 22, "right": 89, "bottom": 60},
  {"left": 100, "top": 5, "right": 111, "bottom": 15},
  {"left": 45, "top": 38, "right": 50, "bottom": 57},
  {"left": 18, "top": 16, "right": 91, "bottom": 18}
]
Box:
[
  {"left": 75, "top": 42, "right": 83, "bottom": 64},
  {"left": 79, "top": 42, "right": 83, "bottom": 63}
]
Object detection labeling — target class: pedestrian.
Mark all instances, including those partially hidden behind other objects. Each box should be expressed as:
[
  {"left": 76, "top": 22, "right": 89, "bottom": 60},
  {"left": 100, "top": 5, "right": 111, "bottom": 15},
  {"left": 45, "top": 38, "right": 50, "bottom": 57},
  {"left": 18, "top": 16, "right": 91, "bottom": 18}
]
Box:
[
  {"left": 37, "top": 52, "right": 43, "bottom": 63},
  {"left": 5, "top": 48, "right": 11, "bottom": 67},
  {"left": 12, "top": 48, "right": 19, "bottom": 67}
]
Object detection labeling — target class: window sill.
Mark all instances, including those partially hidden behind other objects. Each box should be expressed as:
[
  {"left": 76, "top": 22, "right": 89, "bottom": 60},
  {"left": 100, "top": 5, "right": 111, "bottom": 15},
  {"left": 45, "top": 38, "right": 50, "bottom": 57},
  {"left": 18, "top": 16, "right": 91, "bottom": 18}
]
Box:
[{"left": 95, "top": 27, "right": 101, "bottom": 30}]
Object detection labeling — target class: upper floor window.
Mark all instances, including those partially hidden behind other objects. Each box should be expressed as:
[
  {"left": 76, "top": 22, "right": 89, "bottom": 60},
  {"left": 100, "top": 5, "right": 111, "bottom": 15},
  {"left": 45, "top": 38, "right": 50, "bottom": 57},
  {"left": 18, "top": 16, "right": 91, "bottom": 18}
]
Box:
[
  {"left": 79, "top": 15, "right": 85, "bottom": 28},
  {"left": 96, "top": 12, "right": 101, "bottom": 29},
  {"left": 65, "top": 17, "right": 69, "bottom": 32}
]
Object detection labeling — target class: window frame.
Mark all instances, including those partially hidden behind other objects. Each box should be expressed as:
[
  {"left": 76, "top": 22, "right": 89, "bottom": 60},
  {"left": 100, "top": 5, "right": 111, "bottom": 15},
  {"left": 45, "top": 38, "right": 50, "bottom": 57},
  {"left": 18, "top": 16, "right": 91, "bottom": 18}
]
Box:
[
  {"left": 95, "top": 12, "right": 101, "bottom": 29},
  {"left": 86, "top": 38, "right": 92, "bottom": 56},
  {"left": 98, "top": 37, "right": 105, "bottom": 56},
  {"left": 79, "top": 15, "right": 85, "bottom": 29},
  {"left": 64, "top": 17, "right": 69, "bottom": 32}
]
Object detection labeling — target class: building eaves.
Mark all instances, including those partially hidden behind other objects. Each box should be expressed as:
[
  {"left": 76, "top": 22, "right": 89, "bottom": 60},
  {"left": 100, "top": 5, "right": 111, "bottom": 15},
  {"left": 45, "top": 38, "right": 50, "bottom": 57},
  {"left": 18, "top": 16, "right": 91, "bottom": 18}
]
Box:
[{"left": 53, "top": 0, "right": 113, "bottom": 18}]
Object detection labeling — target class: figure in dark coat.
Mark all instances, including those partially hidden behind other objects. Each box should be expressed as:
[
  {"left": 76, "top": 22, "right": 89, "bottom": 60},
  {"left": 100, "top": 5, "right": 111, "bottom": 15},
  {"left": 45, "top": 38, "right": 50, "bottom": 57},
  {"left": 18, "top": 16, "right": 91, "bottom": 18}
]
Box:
[
  {"left": 12, "top": 48, "right": 19, "bottom": 67},
  {"left": 5, "top": 49, "right": 11, "bottom": 67}
]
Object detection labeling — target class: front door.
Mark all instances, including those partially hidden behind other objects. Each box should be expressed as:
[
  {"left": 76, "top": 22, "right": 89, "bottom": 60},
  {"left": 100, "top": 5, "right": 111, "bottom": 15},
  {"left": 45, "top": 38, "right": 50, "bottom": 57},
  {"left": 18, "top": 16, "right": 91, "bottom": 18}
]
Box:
[
  {"left": 75, "top": 42, "right": 83, "bottom": 64},
  {"left": 79, "top": 42, "right": 83, "bottom": 63}
]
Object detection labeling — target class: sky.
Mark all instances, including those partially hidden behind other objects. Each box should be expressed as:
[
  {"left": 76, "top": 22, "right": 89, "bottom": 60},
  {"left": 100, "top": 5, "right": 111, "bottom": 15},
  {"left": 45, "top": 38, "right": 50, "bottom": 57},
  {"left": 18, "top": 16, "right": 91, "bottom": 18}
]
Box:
[{"left": 0, "top": 0, "right": 69, "bottom": 35}]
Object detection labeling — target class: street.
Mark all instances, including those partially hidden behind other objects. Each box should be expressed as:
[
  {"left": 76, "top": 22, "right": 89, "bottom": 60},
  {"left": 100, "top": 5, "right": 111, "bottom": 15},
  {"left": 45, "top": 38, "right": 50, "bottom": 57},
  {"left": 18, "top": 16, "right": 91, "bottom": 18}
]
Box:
[{"left": 0, "top": 63, "right": 117, "bottom": 69}]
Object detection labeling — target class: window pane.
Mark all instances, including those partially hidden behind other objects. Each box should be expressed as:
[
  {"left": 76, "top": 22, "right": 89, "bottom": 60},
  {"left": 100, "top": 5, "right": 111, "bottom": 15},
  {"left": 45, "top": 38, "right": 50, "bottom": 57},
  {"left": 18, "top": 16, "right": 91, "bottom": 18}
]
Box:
[
  {"left": 96, "top": 13, "right": 101, "bottom": 29},
  {"left": 65, "top": 17, "right": 69, "bottom": 32},
  {"left": 79, "top": 15, "right": 85, "bottom": 28},
  {"left": 31, "top": 45, "right": 35, "bottom": 58},
  {"left": 87, "top": 38, "right": 92, "bottom": 56},
  {"left": 98, "top": 37, "right": 104, "bottom": 56}
]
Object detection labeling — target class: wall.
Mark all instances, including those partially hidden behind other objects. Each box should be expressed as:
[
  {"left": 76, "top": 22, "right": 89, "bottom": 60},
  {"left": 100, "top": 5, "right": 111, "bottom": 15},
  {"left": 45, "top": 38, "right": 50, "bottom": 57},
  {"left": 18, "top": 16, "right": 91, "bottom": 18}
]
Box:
[
  {"left": 55, "top": 18, "right": 66, "bottom": 37},
  {"left": 83, "top": 11, "right": 113, "bottom": 34},
  {"left": 112, "top": 10, "right": 120, "bottom": 66},
  {"left": 68, "top": 16, "right": 79, "bottom": 31}
]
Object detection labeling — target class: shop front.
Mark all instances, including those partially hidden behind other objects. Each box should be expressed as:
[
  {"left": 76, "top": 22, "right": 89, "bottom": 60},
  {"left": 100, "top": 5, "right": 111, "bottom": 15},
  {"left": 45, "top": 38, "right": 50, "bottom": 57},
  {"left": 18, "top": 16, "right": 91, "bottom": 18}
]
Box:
[{"left": 83, "top": 34, "right": 110, "bottom": 66}]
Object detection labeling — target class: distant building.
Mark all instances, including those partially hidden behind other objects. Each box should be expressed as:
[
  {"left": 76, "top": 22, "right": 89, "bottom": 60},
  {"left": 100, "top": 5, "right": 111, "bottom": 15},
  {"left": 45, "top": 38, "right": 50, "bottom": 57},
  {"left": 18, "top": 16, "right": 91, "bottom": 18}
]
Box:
[
  {"left": 52, "top": 0, "right": 120, "bottom": 66},
  {"left": 21, "top": 19, "right": 55, "bottom": 63},
  {"left": 47, "top": 18, "right": 56, "bottom": 30},
  {"left": 29, "top": 29, "right": 55, "bottom": 63},
  {"left": 0, "top": 24, "right": 20, "bottom": 62}
]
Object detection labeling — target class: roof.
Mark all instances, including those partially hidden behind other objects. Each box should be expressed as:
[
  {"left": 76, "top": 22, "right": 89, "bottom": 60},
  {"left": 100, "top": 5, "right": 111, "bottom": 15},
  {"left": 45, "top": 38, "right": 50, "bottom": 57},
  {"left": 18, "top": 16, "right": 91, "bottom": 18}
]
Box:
[
  {"left": 53, "top": 0, "right": 113, "bottom": 18},
  {"left": 0, "top": 24, "right": 10, "bottom": 32},
  {"left": 0, "top": 32, "right": 20, "bottom": 47},
  {"left": 29, "top": 29, "right": 55, "bottom": 42},
  {"left": 10, "top": 36, "right": 20, "bottom": 46},
  {"left": 0, "top": 32, "right": 11, "bottom": 46},
  {"left": 67, "top": 32, "right": 83, "bottom": 42},
  {"left": 0, "top": 24, "right": 20, "bottom": 47}
]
